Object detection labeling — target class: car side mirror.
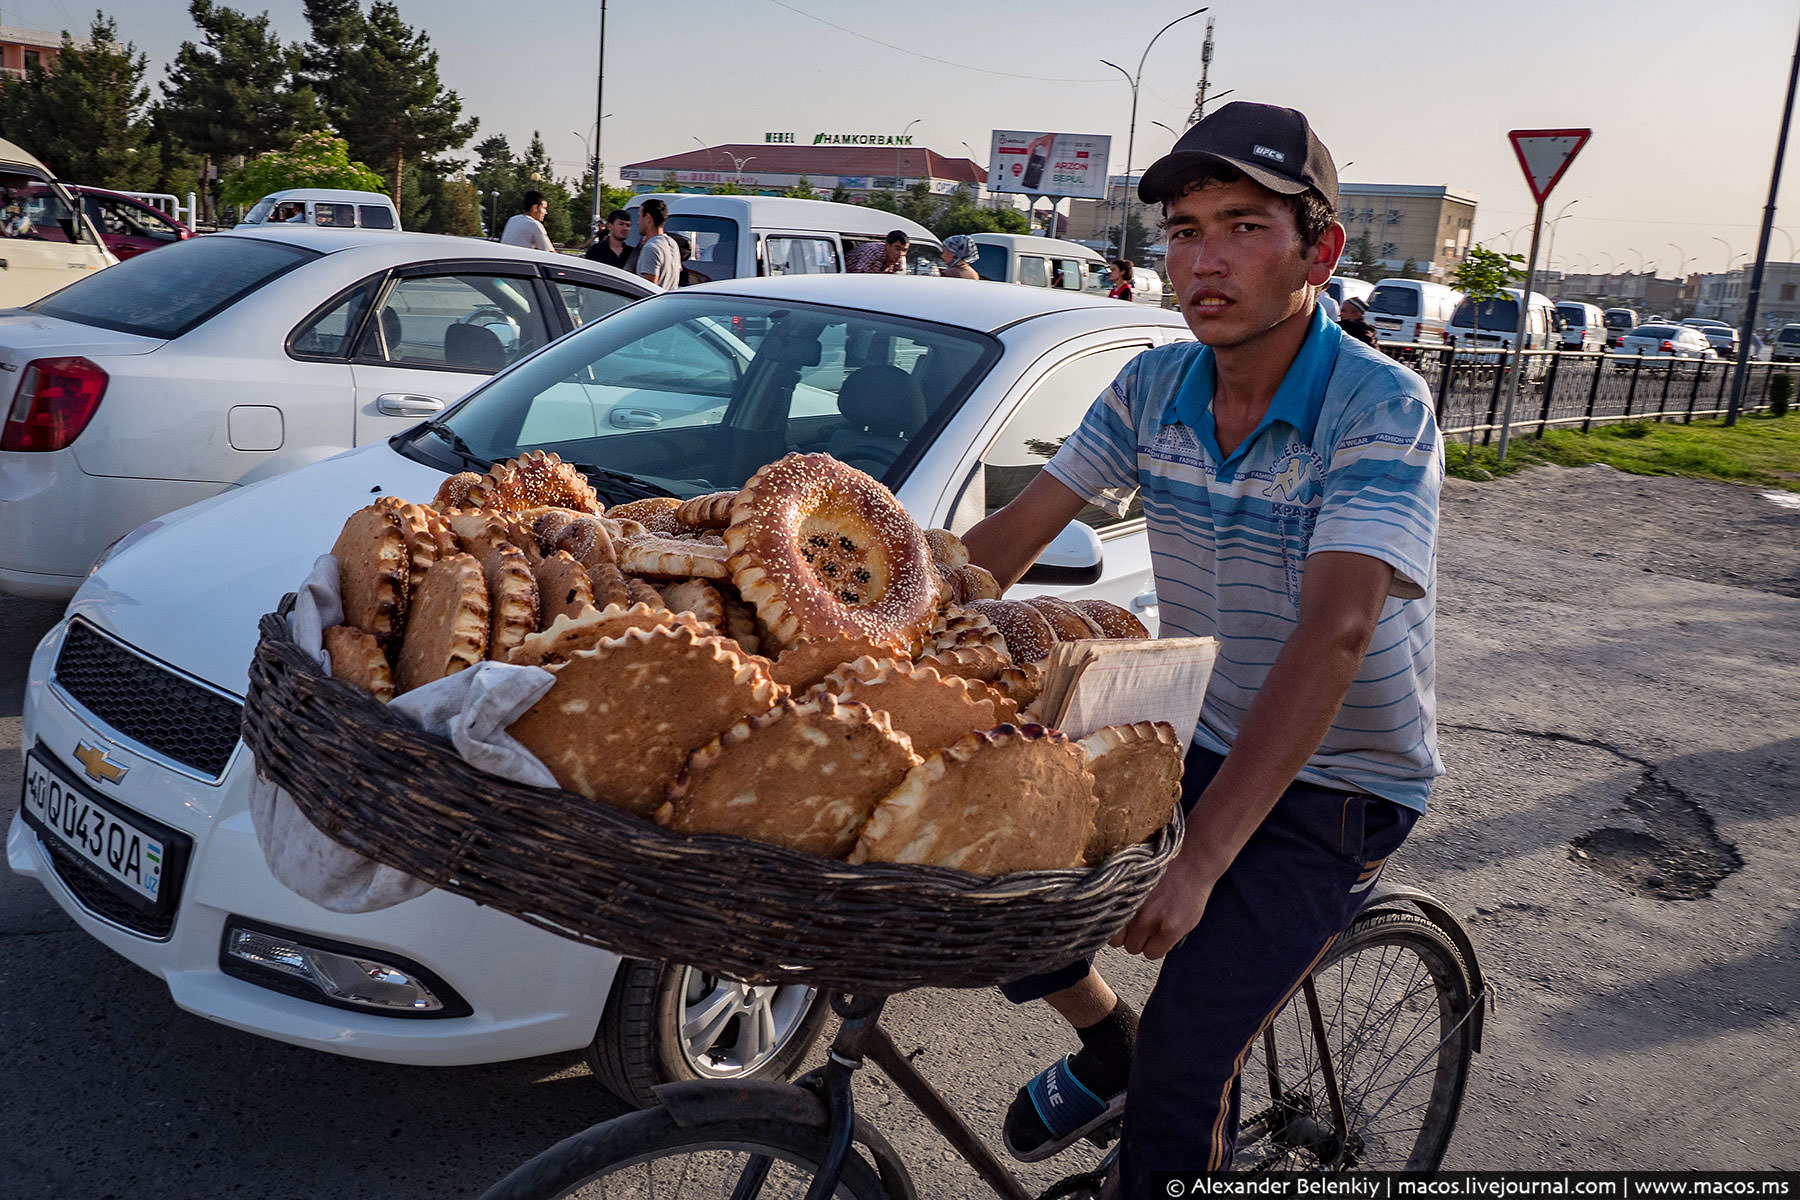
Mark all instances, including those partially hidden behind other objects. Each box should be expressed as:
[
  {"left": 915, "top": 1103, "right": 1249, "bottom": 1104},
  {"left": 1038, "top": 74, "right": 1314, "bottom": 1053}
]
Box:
[{"left": 1020, "top": 520, "right": 1103, "bottom": 586}]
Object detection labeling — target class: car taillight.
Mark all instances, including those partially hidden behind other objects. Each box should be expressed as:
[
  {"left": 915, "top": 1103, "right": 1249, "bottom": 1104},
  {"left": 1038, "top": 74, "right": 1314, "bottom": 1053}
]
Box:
[
  {"left": 1, "top": 356, "right": 109, "bottom": 452},
  {"left": 1660, "top": 340, "right": 1674, "bottom": 352}
]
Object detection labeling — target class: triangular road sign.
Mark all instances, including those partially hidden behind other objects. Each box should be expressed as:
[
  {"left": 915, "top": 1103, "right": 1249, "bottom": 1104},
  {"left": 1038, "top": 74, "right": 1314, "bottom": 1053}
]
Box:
[{"left": 1508, "top": 128, "right": 1592, "bottom": 205}]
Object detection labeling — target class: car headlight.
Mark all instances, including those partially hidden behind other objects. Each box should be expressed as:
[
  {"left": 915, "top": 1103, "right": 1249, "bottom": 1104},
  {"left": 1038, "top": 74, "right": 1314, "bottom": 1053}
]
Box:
[{"left": 220, "top": 919, "right": 470, "bottom": 1017}]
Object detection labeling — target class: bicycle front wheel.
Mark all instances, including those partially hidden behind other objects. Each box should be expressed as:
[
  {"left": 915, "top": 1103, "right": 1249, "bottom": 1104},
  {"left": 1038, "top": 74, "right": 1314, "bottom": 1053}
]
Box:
[
  {"left": 478, "top": 1105, "right": 891, "bottom": 1200},
  {"left": 1234, "top": 910, "right": 1476, "bottom": 1172}
]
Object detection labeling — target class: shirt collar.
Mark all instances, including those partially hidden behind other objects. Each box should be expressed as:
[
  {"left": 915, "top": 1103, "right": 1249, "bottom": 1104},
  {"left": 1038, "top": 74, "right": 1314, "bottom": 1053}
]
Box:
[{"left": 1167, "top": 303, "right": 1344, "bottom": 468}]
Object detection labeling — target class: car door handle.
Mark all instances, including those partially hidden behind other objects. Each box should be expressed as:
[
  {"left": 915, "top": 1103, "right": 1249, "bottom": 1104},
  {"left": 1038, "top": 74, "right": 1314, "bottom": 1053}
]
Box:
[
  {"left": 611, "top": 409, "right": 663, "bottom": 429},
  {"left": 376, "top": 393, "right": 444, "bottom": 417},
  {"left": 1130, "top": 589, "right": 1158, "bottom": 612}
]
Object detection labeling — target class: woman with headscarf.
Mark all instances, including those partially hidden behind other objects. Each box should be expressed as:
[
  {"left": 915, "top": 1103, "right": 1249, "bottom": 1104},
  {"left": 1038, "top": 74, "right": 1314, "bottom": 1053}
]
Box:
[{"left": 938, "top": 234, "right": 981, "bottom": 279}]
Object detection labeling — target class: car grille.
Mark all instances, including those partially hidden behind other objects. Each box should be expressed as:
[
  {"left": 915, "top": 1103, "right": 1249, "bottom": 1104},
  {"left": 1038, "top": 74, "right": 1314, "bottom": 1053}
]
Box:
[
  {"left": 53, "top": 619, "right": 243, "bottom": 780},
  {"left": 38, "top": 833, "right": 180, "bottom": 938}
]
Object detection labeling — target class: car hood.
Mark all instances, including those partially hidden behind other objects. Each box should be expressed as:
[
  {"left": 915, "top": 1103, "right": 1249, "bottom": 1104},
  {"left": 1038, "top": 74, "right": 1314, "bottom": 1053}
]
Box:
[
  {"left": 0, "top": 310, "right": 164, "bottom": 364},
  {"left": 68, "top": 441, "right": 449, "bottom": 696}
]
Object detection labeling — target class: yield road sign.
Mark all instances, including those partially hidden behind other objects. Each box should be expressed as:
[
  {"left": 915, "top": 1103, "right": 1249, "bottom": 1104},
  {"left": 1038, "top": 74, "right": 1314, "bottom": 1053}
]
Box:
[{"left": 1508, "top": 128, "right": 1592, "bottom": 204}]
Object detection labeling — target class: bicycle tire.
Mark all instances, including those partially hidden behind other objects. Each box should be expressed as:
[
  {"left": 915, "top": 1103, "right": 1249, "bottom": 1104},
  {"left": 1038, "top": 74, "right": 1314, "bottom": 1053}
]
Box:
[
  {"left": 477, "top": 1105, "right": 890, "bottom": 1200},
  {"left": 1234, "top": 910, "right": 1475, "bottom": 1172}
]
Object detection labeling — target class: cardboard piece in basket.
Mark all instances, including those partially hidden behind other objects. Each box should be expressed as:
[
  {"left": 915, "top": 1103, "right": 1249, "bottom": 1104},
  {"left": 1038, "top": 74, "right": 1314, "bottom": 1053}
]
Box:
[
  {"left": 1035, "top": 635, "right": 1218, "bottom": 741},
  {"left": 248, "top": 553, "right": 560, "bottom": 913}
]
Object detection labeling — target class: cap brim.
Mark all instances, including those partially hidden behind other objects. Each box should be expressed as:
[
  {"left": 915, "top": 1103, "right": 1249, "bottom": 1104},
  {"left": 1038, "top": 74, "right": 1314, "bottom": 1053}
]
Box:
[{"left": 1138, "top": 150, "right": 1308, "bottom": 204}]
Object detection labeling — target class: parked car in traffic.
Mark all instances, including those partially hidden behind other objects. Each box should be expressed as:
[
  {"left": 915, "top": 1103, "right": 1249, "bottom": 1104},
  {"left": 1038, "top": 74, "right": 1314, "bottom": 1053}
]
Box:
[
  {"left": 622, "top": 193, "right": 940, "bottom": 282},
  {"left": 1616, "top": 323, "right": 1716, "bottom": 361},
  {"left": 970, "top": 232, "right": 1106, "bottom": 293},
  {"left": 1601, "top": 307, "right": 1640, "bottom": 349},
  {"left": 1364, "top": 278, "right": 1462, "bottom": 344},
  {"left": 1325, "top": 275, "right": 1373, "bottom": 311},
  {"left": 14, "top": 183, "right": 191, "bottom": 261},
  {"left": 1770, "top": 323, "right": 1800, "bottom": 364},
  {"left": 0, "top": 226, "right": 652, "bottom": 600},
  {"left": 1448, "top": 288, "right": 1562, "bottom": 354},
  {"left": 1554, "top": 300, "right": 1607, "bottom": 352},
  {"left": 0, "top": 137, "right": 116, "bottom": 306},
  {"left": 1698, "top": 325, "right": 1740, "bottom": 360},
  {"left": 240, "top": 188, "right": 401, "bottom": 232},
  {"left": 9, "top": 274, "right": 1187, "bottom": 1099}
]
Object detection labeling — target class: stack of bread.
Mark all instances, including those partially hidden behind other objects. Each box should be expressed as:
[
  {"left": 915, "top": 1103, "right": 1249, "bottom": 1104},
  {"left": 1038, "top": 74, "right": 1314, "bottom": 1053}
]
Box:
[{"left": 320, "top": 449, "right": 1183, "bottom": 876}]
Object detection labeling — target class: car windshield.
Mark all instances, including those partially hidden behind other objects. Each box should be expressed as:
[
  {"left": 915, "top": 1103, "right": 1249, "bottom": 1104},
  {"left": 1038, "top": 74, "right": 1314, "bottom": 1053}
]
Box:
[
  {"left": 1778, "top": 328, "right": 1800, "bottom": 344},
  {"left": 1604, "top": 312, "right": 1635, "bottom": 329},
  {"left": 1366, "top": 287, "right": 1418, "bottom": 317},
  {"left": 1556, "top": 305, "right": 1586, "bottom": 324},
  {"left": 27, "top": 235, "right": 316, "bottom": 339},
  {"left": 1631, "top": 325, "right": 1676, "bottom": 338},
  {"left": 1451, "top": 297, "right": 1520, "bottom": 332},
  {"left": 421, "top": 294, "right": 997, "bottom": 500}
]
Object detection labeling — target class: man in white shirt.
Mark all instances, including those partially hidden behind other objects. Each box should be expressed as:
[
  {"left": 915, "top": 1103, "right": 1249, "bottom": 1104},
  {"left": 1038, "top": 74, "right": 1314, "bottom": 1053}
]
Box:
[
  {"left": 634, "top": 198, "right": 681, "bottom": 291},
  {"left": 500, "top": 191, "right": 555, "bottom": 252}
]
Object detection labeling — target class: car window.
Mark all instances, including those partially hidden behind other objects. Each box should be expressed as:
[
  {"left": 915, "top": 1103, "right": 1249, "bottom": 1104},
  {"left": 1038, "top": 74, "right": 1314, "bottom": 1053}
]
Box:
[
  {"left": 764, "top": 236, "right": 840, "bottom": 276},
  {"left": 358, "top": 205, "right": 396, "bottom": 230},
  {"left": 1556, "top": 304, "right": 1586, "bottom": 325},
  {"left": 28, "top": 235, "right": 316, "bottom": 338},
  {"left": 977, "top": 343, "right": 1152, "bottom": 533},
  {"left": 314, "top": 203, "right": 355, "bottom": 228},
  {"left": 1633, "top": 325, "right": 1675, "bottom": 338},
  {"left": 359, "top": 273, "right": 551, "bottom": 372},
  {"left": 665, "top": 215, "right": 738, "bottom": 281},
  {"left": 1367, "top": 286, "right": 1419, "bottom": 317},
  {"left": 553, "top": 280, "right": 637, "bottom": 330},
  {"left": 1451, "top": 298, "right": 1520, "bottom": 331},
  {"left": 290, "top": 281, "right": 379, "bottom": 359},
  {"left": 87, "top": 195, "right": 182, "bottom": 242},
  {"left": 1778, "top": 328, "right": 1800, "bottom": 344},
  {"left": 1018, "top": 255, "right": 1050, "bottom": 288},
  {"left": 973, "top": 245, "right": 1010, "bottom": 282},
  {"left": 1054, "top": 259, "right": 1086, "bottom": 290},
  {"left": 3, "top": 182, "right": 78, "bottom": 242},
  {"left": 433, "top": 294, "right": 997, "bottom": 496}
]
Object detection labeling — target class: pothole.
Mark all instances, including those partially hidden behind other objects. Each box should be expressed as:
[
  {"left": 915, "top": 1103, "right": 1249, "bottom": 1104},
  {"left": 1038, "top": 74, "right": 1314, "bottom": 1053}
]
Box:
[{"left": 1571, "top": 773, "right": 1743, "bottom": 901}]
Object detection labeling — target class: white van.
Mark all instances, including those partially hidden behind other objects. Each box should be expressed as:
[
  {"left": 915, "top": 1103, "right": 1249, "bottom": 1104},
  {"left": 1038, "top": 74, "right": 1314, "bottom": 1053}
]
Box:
[
  {"left": 968, "top": 232, "right": 1106, "bottom": 293},
  {"left": 0, "top": 137, "right": 117, "bottom": 307},
  {"left": 1326, "top": 275, "right": 1374, "bottom": 310},
  {"left": 1554, "top": 300, "right": 1607, "bottom": 352},
  {"left": 1449, "top": 288, "right": 1562, "bottom": 354},
  {"left": 240, "top": 188, "right": 401, "bottom": 231},
  {"left": 1364, "top": 278, "right": 1463, "bottom": 344},
  {"left": 623, "top": 194, "right": 939, "bottom": 282}
]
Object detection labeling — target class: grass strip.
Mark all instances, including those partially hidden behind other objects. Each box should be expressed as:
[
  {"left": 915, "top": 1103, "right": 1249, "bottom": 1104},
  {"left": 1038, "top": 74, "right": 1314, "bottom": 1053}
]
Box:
[{"left": 1445, "top": 411, "right": 1800, "bottom": 492}]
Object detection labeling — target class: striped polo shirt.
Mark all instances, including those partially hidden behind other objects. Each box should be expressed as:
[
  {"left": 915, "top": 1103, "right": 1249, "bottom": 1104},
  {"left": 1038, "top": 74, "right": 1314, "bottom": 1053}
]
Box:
[{"left": 1045, "top": 305, "right": 1443, "bottom": 812}]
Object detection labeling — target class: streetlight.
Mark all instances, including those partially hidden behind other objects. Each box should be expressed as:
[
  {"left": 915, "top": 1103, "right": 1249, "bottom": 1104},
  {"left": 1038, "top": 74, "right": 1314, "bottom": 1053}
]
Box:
[
  {"left": 1101, "top": 5, "right": 1209, "bottom": 262},
  {"left": 1774, "top": 226, "right": 1796, "bottom": 261},
  {"left": 1711, "top": 235, "right": 1735, "bottom": 273},
  {"left": 1666, "top": 242, "right": 1690, "bottom": 278},
  {"left": 1626, "top": 247, "right": 1645, "bottom": 274},
  {"left": 572, "top": 119, "right": 612, "bottom": 234},
  {"left": 590, "top": 0, "right": 607, "bottom": 238},
  {"left": 1542, "top": 199, "right": 1578, "bottom": 285},
  {"left": 1599, "top": 251, "right": 1616, "bottom": 275},
  {"left": 1151, "top": 120, "right": 1181, "bottom": 142},
  {"left": 896, "top": 117, "right": 921, "bottom": 188}
]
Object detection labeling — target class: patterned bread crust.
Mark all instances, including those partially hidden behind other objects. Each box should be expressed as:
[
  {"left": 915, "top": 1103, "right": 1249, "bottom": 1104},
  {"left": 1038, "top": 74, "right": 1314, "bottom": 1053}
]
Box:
[
  {"left": 549, "top": 515, "right": 618, "bottom": 567},
  {"left": 462, "top": 450, "right": 602, "bottom": 515},
  {"left": 1023, "top": 595, "right": 1107, "bottom": 642},
  {"left": 534, "top": 551, "right": 596, "bottom": 629},
  {"left": 916, "top": 643, "right": 1012, "bottom": 685},
  {"left": 658, "top": 694, "right": 918, "bottom": 859},
  {"left": 506, "top": 603, "right": 704, "bottom": 667},
  {"left": 433, "top": 471, "right": 484, "bottom": 510},
  {"left": 964, "top": 599, "right": 1056, "bottom": 665},
  {"left": 324, "top": 624, "right": 395, "bottom": 703},
  {"left": 619, "top": 535, "right": 732, "bottom": 580},
  {"left": 1070, "top": 598, "right": 1150, "bottom": 640},
  {"left": 481, "top": 542, "right": 539, "bottom": 660},
  {"left": 331, "top": 503, "right": 410, "bottom": 653},
  {"left": 769, "top": 633, "right": 890, "bottom": 692},
  {"left": 725, "top": 453, "right": 937, "bottom": 654},
  {"left": 374, "top": 495, "right": 443, "bottom": 581},
  {"left": 446, "top": 510, "right": 543, "bottom": 566},
  {"left": 813, "top": 655, "right": 1019, "bottom": 756},
  {"left": 924, "top": 606, "right": 1008, "bottom": 658},
  {"left": 719, "top": 594, "right": 762, "bottom": 656},
  {"left": 395, "top": 553, "right": 489, "bottom": 694},
  {"left": 506, "top": 622, "right": 783, "bottom": 817},
  {"left": 997, "top": 662, "right": 1044, "bottom": 713},
  {"left": 660, "top": 577, "right": 726, "bottom": 630},
  {"left": 1079, "top": 721, "right": 1184, "bottom": 863},
  {"left": 625, "top": 577, "right": 669, "bottom": 609},
  {"left": 606, "top": 496, "right": 684, "bottom": 535},
  {"left": 674, "top": 491, "right": 738, "bottom": 530},
  {"left": 923, "top": 527, "right": 971, "bottom": 569},
  {"left": 849, "top": 724, "right": 1096, "bottom": 875}
]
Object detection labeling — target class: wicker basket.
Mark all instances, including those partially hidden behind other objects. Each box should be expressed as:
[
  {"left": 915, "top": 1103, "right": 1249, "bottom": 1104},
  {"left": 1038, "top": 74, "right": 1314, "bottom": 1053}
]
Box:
[{"left": 241, "top": 605, "right": 1182, "bottom": 995}]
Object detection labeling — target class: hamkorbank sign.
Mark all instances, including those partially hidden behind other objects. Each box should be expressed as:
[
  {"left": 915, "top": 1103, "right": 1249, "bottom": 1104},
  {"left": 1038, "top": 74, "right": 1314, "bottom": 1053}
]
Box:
[{"left": 763, "top": 132, "right": 916, "bottom": 146}]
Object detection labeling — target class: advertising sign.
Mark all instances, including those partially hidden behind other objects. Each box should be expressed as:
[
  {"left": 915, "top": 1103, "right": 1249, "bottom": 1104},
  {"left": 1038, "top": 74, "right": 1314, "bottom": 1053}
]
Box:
[{"left": 988, "top": 130, "right": 1111, "bottom": 199}]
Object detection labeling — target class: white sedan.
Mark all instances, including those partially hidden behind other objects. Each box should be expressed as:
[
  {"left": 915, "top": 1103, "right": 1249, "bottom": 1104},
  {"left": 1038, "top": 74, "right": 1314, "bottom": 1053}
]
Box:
[
  {"left": 9, "top": 274, "right": 1185, "bottom": 1100},
  {"left": 1615, "top": 323, "right": 1716, "bottom": 362},
  {"left": 0, "top": 227, "right": 653, "bottom": 599}
]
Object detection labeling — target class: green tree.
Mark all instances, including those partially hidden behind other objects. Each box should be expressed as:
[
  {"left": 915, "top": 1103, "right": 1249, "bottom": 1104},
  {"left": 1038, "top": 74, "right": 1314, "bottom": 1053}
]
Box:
[
  {"left": 783, "top": 174, "right": 818, "bottom": 199},
  {"left": 432, "top": 177, "right": 483, "bottom": 237},
  {"left": 1347, "top": 231, "right": 1380, "bottom": 280},
  {"left": 829, "top": 181, "right": 854, "bottom": 204},
  {"left": 327, "top": 2, "right": 476, "bottom": 213},
  {"left": 0, "top": 15, "right": 162, "bottom": 189},
  {"left": 708, "top": 181, "right": 750, "bottom": 196},
  {"left": 659, "top": 171, "right": 680, "bottom": 192},
  {"left": 221, "top": 130, "right": 384, "bottom": 207},
  {"left": 158, "top": 1, "right": 320, "bottom": 222},
  {"left": 1123, "top": 207, "right": 1155, "bottom": 265},
  {"left": 518, "top": 133, "right": 573, "bottom": 243}
]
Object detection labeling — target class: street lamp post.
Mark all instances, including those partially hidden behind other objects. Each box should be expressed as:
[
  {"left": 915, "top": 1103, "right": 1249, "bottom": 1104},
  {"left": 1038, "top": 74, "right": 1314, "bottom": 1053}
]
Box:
[
  {"left": 591, "top": 0, "right": 606, "bottom": 239},
  {"left": 1542, "top": 199, "right": 1578, "bottom": 284},
  {"left": 1101, "top": 6, "right": 1209, "bottom": 263},
  {"left": 897, "top": 117, "right": 921, "bottom": 190}
]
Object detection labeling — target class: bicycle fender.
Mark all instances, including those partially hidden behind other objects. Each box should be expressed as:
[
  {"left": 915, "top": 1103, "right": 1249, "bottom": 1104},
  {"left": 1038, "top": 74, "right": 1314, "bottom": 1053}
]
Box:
[
  {"left": 649, "top": 1080, "right": 919, "bottom": 1199},
  {"left": 1360, "top": 883, "right": 1492, "bottom": 1053}
]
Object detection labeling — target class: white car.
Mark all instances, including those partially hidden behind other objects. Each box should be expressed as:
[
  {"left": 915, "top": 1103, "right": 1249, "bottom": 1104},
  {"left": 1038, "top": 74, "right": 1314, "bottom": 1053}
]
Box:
[
  {"left": 0, "top": 227, "right": 653, "bottom": 600},
  {"left": 10, "top": 274, "right": 1185, "bottom": 1098},
  {"left": 1616, "top": 323, "right": 1716, "bottom": 362}
]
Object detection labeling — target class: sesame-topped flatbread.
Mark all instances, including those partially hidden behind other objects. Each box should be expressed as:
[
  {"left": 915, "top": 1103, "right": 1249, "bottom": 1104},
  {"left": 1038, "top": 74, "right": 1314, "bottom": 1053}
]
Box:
[
  {"left": 1080, "top": 721, "right": 1185, "bottom": 864},
  {"left": 331, "top": 503, "right": 410, "bottom": 653},
  {"left": 395, "top": 553, "right": 489, "bottom": 694},
  {"left": 323, "top": 624, "right": 395, "bottom": 703},
  {"left": 658, "top": 694, "right": 918, "bottom": 859},
  {"left": 849, "top": 724, "right": 1096, "bottom": 876}
]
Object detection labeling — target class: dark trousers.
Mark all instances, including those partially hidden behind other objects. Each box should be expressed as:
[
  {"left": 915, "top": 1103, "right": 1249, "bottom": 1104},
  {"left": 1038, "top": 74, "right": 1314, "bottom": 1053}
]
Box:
[{"left": 1003, "top": 744, "right": 1417, "bottom": 1187}]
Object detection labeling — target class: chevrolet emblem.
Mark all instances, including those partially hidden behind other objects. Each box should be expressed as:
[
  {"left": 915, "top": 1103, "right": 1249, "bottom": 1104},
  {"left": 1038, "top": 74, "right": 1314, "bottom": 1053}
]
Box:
[{"left": 74, "top": 742, "right": 128, "bottom": 785}]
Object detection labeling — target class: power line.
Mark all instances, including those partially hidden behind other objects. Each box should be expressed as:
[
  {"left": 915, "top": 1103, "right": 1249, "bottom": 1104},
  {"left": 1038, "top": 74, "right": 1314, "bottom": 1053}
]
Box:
[{"left": 762, "top": 0, "right": 1110, "bottom": 83}]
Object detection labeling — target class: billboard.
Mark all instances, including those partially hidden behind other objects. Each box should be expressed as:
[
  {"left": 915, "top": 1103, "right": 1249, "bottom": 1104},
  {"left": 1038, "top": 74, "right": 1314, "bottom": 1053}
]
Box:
[{"left": 988, "top": 130, "right": 1112, "bottom": 199}]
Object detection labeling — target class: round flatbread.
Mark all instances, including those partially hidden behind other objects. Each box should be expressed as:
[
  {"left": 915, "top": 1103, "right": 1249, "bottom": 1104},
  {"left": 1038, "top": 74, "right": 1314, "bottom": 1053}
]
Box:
[
  {"left": 331, "top": 503, "right": 409, "bottom": 653},
  {"left": 1080, "top": 722, "right": 1185, "bottom": 864},
  {"left": 324, "top": 624, "right": 395, "bottom": 704},
  {"left": 395, "top": 553, "right": 489, "bottom": 694},
  {"left": 814, "top": 655, "right": 1018, "bottom": 757}
]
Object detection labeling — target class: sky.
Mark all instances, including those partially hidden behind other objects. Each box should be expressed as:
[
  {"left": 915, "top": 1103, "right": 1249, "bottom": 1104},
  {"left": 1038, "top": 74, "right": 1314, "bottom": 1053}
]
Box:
[{"left": 16, "top": 0, "right": 1800, "bottom": 276}]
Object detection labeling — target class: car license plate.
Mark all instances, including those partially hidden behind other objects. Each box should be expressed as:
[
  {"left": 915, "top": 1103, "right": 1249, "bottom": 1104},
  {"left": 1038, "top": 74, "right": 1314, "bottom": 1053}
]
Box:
[
  {"left": 1375, "top": 317, "right": 1401, "bottom": 329},
  {"left": 20, "top": 751, "right": 165, "bottom": 903}
]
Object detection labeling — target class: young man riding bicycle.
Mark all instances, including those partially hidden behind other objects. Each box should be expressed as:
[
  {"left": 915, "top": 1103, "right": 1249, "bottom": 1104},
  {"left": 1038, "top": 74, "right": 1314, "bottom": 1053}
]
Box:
[{"left": 962, "top": 101, "right": 1444, "bottom": 1192}]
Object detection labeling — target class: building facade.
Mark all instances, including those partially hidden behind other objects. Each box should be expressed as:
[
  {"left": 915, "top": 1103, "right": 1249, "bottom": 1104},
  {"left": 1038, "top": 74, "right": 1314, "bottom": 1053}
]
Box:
[
  {"left": 1687, "top": 263, "right": 1800, "bottom": 329},
  {"left": 620, "top": 143, "right": 984, "bottom": 202},
  {"left": 0, "top": 24, "right": 70, "bottom": 80},
  {"left": 1337, "top": 184, "right": 1477, "bottom": 280}
]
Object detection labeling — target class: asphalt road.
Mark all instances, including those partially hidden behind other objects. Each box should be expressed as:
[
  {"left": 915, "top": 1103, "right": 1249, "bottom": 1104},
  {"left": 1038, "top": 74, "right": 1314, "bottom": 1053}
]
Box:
[{"left": 3, "top": 465, "right": 1797, "bottom": 1198}]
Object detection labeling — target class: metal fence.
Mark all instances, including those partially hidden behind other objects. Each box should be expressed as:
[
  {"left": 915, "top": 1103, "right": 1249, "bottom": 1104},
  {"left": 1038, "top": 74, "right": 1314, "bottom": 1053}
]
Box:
[{"left": 1379, "top": 345, "right": 1792, "bottom": 444}]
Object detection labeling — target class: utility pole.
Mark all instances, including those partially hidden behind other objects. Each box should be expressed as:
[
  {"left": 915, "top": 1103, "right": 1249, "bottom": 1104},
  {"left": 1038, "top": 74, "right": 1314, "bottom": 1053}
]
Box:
[{"left": 1189, "top": 17, "right": 1215, "bottom": 125}]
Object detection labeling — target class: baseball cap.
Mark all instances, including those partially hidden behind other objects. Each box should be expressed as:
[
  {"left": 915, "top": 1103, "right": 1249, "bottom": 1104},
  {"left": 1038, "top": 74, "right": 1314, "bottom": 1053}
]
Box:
[{"left": 1138, "top": 101, "right": 1338, "bottom": 209}]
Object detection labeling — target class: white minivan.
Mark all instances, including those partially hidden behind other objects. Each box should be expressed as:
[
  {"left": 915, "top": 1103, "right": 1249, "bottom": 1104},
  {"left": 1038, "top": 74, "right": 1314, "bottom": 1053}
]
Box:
[
  {"left": 240, "top": 188, "right": 402, "bottom": 232},
  {"left": 969, "top": 232, "right": 1106, "bottom": 293},
  {"left": 1364, "top": 278, "right": 1463, "bottom": 344},
  {"left": 1555, "top": 300, "right": 1607, "bottom": 352},
  {"left": 0, "top": 137, "right": 117, "bottom": 307},
  {"left": 623, "top": 194, "right": 940, "bottom": 281},
  {"left": 1449, "top": 288, "right": 1562, "bottom": 354}
]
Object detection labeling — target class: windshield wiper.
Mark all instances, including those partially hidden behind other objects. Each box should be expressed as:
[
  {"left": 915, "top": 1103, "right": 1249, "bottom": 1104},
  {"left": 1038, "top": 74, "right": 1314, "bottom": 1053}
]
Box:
[
  {"left": 569, "top": 462, "right": 680, "bottom": 502},
  {"left": 418, "top": 420, "right": 488, "bottom": 468}
]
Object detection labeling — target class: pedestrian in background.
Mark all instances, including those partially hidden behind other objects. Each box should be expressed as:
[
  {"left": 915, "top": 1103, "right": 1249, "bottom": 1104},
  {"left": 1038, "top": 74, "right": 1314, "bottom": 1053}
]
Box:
[
  {"left": 939, "top": 234, "right": 981, "bottom": 279},
  {"left": 1339, "top": 296, "right": 1380, "bottom": 347},
  {"left": 848, "top": 230, "right": 910, "bottom": 273},
  {"left": 500, "top": 190, "right": 555, "bottom": 252},
  {"left": 634, "top": 197, "right": 681, "bottom": 290},
  {"left": 584, "top": 208, "right": 635, "bottom": 270},
  {"left": 1107, "top": 258, "right": 1135, "bottom": 302}
]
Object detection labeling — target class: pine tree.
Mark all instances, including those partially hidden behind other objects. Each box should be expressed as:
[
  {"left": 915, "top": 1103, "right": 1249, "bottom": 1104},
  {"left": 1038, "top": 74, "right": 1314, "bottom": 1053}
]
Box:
[{"left": 0, "top": 16, "right": 162, "bottom": 190}]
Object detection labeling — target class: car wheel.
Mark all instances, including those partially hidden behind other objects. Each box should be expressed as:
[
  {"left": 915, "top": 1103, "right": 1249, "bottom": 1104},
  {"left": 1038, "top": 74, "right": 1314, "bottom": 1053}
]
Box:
[{"left": 588, "top": 959, "right": 831, "bottom": 1108}]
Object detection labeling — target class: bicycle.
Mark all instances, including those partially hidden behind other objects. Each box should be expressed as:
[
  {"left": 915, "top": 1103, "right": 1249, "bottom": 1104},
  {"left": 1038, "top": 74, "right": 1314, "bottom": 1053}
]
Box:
[{"left": 476, "top": 882, "right": 1488, "bottom": 1199}]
